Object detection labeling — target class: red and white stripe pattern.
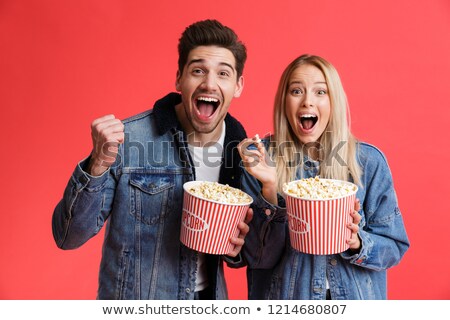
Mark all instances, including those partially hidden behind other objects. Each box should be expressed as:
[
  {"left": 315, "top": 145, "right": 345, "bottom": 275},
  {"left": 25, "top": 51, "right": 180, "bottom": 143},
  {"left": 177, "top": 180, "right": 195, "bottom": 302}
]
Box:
[
  {"left": 180, "top": 191, "right": 249, "bottom": 255},
  {"left": 286, "top": 194, "right": 356, "bottom": 255}
]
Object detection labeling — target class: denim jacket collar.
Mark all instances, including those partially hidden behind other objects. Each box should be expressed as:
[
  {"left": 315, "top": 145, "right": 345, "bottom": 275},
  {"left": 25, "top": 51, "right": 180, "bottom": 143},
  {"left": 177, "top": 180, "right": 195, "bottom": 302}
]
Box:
[{"left": 153, "top": 92, "right": 182, "bottom": 135}]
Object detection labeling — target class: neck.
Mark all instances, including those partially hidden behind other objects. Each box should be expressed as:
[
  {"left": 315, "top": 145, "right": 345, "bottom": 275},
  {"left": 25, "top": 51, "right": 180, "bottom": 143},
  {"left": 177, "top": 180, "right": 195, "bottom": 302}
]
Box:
[{"left": 188, "top": 124, "right": 224, "bottom": 147}]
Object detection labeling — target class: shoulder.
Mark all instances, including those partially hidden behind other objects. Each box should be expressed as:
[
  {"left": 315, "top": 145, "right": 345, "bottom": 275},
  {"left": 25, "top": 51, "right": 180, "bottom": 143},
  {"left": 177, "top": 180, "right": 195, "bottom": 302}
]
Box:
[
  {"left": 358, "top": 142, "right": 390, "bottom": 166},
  {"left": 122, "top": 93, "right": 180, "bottom": 133},
  {"left": 122, "top": 109, "right": 154, "bottom": 126},
  {"left": 120, "top": 110, "right": 156, "bottom": 136},
  {"left": 357, "top": 142, "right": 393, "bottom": 181}
]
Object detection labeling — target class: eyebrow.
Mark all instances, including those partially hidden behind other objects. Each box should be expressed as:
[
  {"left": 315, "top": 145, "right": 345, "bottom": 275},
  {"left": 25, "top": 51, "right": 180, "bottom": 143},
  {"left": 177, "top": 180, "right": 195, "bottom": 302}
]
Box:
[
  {"left": 289, "top": 81, "right": 327, "bottom": 85},
  {"left": 187, "top": 59, "right": 235, "bottom": 72}
]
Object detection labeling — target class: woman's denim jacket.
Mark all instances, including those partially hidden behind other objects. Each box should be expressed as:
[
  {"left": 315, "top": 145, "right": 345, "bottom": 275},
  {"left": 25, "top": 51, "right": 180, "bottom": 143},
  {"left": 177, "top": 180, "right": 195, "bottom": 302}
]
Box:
[
  {"left": 242, "top": 140, "right": 410, "bottom": 299},
  {"left": 52, "top": 93, "right": 247, "bottom": 299}
]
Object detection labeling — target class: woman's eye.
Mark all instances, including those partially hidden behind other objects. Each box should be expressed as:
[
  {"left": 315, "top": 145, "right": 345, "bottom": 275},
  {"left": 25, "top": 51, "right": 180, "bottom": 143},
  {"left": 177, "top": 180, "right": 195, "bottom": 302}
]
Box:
[
  {"left": 317, "top": 89, "right": 327, "bottom": 95},
  {"left": 291, "top": 89, "right": 302, "bottom": 95}
]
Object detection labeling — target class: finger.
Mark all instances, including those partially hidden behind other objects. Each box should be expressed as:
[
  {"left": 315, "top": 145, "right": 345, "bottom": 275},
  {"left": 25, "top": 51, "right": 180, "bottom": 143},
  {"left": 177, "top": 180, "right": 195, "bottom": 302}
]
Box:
[
  {"left": 354, "top": 198, "right": 361, "bottom": 211},
  {"left": 116, "top": 132, "right": 125, "bottom": 144},
  {"left": 107, "top": 132, "right": 125, "bottom": 144},
  {"left": 244, "top": 208, "right": 253, "bottom": 224},
  {"left": 242, "top": 154, "right": 261, "bottom": 167},
  {"left": 350, "top": 210, "right": 362, "bottom": 224},
  {"left": 91, "top": 114, "right": 116, "bottom": 127},
  {"left": 237, "top": 138, "right": 255, "bottom": 155},
  {"left": 239, "top": 147, "right": 263, "bottom": 161},
  {"left": 230, "top": 236, "right": 245, "bottom": 246},
  {"left": 92, "top": 119, "right": 121, "bottom": 137},
  {"left": 93, "top": 125, "right": 125, "bottom": 148},
  {"left": 236, "top": 222, "right": 249, "bottom": 239},
  {"left": 254, "top": 136, "right": 266, "bottom": 156},
  {"left": 227, "top": 240, "right": 243, "bottom": 257},
  {"left": 103, "top": 132, "right": 125, "bottom": 144},
  {"left": 347, "top": 222, "right": 359, "bottom": 233},
  {"left": 242, "top": 149, "right": 263, "bottom": 159},
  {"left": 98, "top": 135, "right": 125, "bottom": 154},
  {"left": 226, "top": 249, "right": 238, "bottom": 258},
  {"left": 108, "top": 121, "right": 125, "bottom": 134},
  {"left": 94, "top": 119, "right": 124, "bottom": 134},
  {"left": 227, "top": 238, "right": 244, "bottom": 257}
]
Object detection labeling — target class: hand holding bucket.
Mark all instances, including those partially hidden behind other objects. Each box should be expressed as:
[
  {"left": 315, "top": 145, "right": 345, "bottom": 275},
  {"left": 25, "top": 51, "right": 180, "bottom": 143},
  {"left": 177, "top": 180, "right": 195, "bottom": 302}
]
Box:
[{"left": 180, "top": 181, "right": 253, "bottom": 255}]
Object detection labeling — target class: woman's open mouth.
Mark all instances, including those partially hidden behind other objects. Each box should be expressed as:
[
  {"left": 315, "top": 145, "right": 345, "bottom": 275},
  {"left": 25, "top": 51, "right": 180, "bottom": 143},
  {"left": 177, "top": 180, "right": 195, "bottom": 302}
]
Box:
[
  {"left": 299, "top": 114, "right": 318, "bottom": 131},
  {"left": 195, "top": 96, "right": 220, "bottom": 120}
]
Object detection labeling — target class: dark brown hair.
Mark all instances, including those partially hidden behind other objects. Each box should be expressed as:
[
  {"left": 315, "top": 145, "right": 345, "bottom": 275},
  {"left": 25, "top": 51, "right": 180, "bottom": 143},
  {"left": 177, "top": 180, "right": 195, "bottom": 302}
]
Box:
[{"left": 178, "top": 19, "right": 247, "bottom": 78}]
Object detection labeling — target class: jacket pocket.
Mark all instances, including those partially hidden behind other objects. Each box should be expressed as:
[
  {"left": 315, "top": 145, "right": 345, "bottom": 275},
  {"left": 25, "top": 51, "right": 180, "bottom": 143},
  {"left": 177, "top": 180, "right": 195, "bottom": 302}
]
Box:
[{"left": 129, "top": 172, "right": 175, "bottom": 225}]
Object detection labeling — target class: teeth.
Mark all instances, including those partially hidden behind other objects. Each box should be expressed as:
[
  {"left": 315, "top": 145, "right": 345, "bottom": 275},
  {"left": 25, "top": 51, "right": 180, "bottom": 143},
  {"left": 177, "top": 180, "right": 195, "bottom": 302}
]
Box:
[
  {"left": 300, "top": 114, "right": 317, "bottom": 118},
  {"left": 197, "top": 97, "right": 219, "bottom": 103}
]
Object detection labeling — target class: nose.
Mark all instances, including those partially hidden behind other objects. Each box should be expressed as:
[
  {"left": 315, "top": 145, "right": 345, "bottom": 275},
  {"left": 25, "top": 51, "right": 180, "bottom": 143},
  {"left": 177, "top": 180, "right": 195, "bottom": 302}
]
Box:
[
  {"left": 200, "top": 73, "right": 217, "bottom": 91},
  {"left": 303, "top": 92, "right": 313, "bottom": 108}
]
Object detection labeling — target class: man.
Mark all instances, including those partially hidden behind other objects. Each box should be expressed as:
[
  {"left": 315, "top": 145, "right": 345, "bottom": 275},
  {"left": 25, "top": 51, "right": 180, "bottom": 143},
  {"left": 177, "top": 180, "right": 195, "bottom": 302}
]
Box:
[{"left": 52, "top": 19, "right": 252, "bottom": 300}]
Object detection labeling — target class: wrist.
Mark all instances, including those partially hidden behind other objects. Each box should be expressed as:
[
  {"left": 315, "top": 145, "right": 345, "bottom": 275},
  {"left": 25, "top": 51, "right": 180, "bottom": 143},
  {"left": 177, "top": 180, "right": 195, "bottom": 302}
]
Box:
[
  {"left": 262, "top": 182, "right": 278, "bottom": 205},
  {"left": 87, "top": 157, "right": 108, "bottom": 176}
]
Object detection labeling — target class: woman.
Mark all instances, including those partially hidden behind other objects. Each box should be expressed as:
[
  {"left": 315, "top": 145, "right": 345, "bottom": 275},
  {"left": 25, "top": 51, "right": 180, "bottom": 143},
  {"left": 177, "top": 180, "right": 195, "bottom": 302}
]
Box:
[{"left": 239, "top": 54, "right": 409, "bottom": 299}]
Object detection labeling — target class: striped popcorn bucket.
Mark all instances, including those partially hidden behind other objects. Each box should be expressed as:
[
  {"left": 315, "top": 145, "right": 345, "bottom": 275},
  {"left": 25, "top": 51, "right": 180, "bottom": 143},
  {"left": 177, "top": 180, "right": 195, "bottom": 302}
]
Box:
[
  {"left": 284, "top": 180, "right": 357, "bottom": 255},
  {"left": 180, "top": 181, "right": 252, "bottom": 255}
]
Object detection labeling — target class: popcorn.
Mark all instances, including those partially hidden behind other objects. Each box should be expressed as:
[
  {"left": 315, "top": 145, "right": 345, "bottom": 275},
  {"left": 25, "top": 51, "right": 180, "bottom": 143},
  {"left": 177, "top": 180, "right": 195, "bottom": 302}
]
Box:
[
  {"left": 284, "top": 177, "right": 358, "bottom": 254},
  {"left": 188, "top": 182, "right": 252, "bottom": 204},
  {"left": 181, "top": 181, "right": 252, "bottom": 254},
  {"left": 283, "top": 176, "right": 357, "bottom": 200},
  {"left": 254, "top": 134, "right": 261, "bottom": 143}
]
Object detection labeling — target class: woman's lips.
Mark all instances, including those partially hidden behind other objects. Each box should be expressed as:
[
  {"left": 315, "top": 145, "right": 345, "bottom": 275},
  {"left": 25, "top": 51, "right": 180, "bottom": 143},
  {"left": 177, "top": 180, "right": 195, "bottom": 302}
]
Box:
[{"left": 298, "top": 114, "right": 318, "bottom": 132}]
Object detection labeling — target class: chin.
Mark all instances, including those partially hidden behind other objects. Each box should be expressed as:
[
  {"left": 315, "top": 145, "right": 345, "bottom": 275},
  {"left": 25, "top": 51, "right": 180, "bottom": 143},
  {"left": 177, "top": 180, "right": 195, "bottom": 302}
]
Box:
[{"left": 297, "top": 136, "right": 319, "bottom": 145}]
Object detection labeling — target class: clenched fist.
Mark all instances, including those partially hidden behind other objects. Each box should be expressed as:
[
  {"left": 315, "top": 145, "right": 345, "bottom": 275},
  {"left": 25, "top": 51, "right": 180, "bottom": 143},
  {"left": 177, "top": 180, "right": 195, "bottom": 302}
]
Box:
[{"left": 87, "top": 115, "right": 124, "bottom": 176}]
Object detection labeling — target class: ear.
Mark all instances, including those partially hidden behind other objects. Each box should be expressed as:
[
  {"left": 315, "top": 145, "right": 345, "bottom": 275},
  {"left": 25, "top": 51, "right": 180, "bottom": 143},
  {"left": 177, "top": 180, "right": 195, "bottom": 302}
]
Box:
[
  {"left": 233, "top": 76, "right": 244, "bottom": 98},
  {"left": 175, "top": 70, "right": 181, "bottom": 92}
]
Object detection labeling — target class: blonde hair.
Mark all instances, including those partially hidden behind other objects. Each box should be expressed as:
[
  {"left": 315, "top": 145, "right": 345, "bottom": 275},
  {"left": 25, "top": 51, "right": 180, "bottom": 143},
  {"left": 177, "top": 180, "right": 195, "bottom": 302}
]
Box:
[{"left": 271, "top": 54, "right": 362, "bottom": 191}]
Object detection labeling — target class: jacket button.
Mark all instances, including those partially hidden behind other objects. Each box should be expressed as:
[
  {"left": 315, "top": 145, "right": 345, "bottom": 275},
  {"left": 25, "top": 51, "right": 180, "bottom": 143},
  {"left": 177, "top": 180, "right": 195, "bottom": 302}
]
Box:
[
  {"left": 330, "top": 259, "right": 337, "bottom": 266},
  {"left": 185, "top": 288, "right": 191, "bottom": 293}
]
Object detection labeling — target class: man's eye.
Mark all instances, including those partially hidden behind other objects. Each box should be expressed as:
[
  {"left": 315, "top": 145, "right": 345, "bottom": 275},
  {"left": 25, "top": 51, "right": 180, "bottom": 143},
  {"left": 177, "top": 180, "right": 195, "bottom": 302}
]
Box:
[
  {"left": 193, "top": 69, "right": 204, "bottom": 74},
  {"left": 219, "top": 71, "right": 230, "bottom": 77}
]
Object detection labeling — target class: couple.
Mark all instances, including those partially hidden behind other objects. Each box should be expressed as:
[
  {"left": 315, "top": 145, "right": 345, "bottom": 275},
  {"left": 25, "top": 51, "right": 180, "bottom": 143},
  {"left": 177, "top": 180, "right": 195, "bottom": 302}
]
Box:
[{"left": 52, "top": 19, "right": 409, "bottom": 300}]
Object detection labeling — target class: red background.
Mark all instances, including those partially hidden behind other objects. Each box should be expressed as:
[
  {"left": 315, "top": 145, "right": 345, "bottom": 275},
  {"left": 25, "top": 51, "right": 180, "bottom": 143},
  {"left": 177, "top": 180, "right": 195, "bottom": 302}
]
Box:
[{"left": 1, "top": 0, "right": 449, "bottom": 300}]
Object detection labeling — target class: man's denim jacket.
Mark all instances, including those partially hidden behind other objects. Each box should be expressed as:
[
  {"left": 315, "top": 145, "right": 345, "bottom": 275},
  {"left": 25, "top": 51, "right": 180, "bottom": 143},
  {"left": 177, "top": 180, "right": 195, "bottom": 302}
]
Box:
[
  {"left": 52, "top": 93, "right": 248, "bottom": 299},
  {"left": 243, "top": 139, "right": 410, "bottom": 299}
]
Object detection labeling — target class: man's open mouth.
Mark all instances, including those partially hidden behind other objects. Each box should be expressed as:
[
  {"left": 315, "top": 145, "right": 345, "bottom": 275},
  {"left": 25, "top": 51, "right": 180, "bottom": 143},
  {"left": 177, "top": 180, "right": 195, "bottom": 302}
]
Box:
[
  {"left": 195, "top": 96, "right": 220, "bottom": 118},
  {"left": 299, "top": 114, "right": 318, "bottom": 130}
]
